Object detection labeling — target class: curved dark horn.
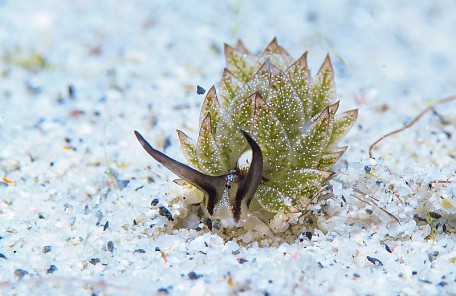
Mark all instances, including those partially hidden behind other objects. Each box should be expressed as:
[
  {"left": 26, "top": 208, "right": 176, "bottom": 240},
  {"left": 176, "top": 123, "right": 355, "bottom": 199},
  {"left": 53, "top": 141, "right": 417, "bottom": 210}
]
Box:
[
  {"left": 232, "top": 130, "right": 263, "bottom": 221},
  {"left": 134, "top": 131, "right": 226, "bottom": 214}
]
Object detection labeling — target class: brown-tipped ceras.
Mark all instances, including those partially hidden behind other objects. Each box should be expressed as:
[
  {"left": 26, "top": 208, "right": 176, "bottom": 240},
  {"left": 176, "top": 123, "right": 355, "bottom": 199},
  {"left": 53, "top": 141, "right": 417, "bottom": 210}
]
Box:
[{"left": 135, "top": 38, "right": 357, "bottom": 230}]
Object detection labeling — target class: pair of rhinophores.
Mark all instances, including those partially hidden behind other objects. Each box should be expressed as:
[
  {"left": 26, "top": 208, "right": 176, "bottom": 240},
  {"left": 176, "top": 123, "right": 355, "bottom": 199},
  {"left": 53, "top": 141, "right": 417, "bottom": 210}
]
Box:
[
  {"left": 135, "top": 129, "right": 263, "bottom": 223},
  {"left": 135, "top": 38, "right": 357, "bottom": 231}
]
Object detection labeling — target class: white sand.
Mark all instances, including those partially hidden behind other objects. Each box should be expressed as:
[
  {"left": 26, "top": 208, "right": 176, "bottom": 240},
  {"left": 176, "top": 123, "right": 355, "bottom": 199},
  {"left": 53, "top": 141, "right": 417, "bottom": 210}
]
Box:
[{"left": 1, "top": 1, "right": 455, "bottom": 295}]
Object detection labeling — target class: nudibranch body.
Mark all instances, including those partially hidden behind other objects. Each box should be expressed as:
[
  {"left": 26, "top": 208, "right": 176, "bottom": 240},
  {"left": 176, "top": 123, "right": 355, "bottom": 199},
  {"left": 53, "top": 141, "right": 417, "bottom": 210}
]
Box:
[{"left": 135, "top": 38, "right": 357, "bottom": 232}]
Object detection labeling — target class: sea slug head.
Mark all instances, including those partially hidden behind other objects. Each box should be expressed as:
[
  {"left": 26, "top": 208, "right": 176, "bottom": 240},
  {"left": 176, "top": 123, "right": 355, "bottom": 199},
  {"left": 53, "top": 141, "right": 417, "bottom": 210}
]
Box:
[{"left": 135, "top": 129, "right": 264, "bottom": 227}]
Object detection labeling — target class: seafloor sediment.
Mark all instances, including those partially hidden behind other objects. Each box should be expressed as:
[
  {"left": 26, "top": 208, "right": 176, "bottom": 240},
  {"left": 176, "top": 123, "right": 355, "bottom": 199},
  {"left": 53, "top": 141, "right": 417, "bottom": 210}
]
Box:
[{"left": 0, "top": 1, "right": 455, "bottom": 295}]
